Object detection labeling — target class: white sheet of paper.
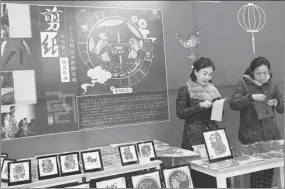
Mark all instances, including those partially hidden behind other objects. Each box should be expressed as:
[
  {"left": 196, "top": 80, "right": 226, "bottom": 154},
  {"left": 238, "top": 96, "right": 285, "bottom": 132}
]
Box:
[{"left": 211, "top": 98, "right": 226, "bottom": 121}]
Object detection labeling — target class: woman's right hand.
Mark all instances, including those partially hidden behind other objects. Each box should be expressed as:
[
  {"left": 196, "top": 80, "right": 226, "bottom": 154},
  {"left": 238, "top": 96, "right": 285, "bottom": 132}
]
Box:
[
  {"left": 199, "top": 100, "right": 212, "bottom": 108},
  {"left": 252, "top": 94, "right": 266, "bottom": 102}
]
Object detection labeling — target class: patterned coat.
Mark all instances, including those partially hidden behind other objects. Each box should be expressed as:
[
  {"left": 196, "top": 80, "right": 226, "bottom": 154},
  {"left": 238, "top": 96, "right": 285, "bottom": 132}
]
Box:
[
  {"left": 176, "top": 85, "right": 219, "bottom": 150},
  {"left": 229, "top": 76, "right": 284, "bottom": 145}
]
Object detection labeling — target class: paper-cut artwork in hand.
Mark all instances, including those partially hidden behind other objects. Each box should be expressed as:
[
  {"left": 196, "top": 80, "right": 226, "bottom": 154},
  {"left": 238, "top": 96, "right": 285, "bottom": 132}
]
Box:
[{"left": 253, "top": 101, "right": 274, "bottom": 120}]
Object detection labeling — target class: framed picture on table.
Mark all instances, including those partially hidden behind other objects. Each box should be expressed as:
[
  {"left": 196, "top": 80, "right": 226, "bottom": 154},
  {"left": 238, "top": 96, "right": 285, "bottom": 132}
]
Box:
[
  {"left": 162, "top": 164, "right": 193, "bottom": 188},
  {"left": 137, "top": 141, "right": 157, "bottom": 161},
  {"left": 118, "top": 144, "right": 139, "bottom": 166},
  {"left": 202, "top": 128, "right": 233, "bottom": 163},
  {"left": 1, "top": 159, "right": 16, "bottom": 182},
  {"left": 36, "top": 154, "right": 60, "bottom": 180},
  {"left": 58, "top": 152, "right": 81, "bottom": 177},
  {"left": 8, "top": 159, "right": 32, "bottom": 186},
  {"left": 90, "top": 175, "right": 127, "bottom": 188},
  {"left": 80, "top": 149, "right": 104, "bottom": 173},
  {"left": 130, "top": 170, "right": 162, "bottom": 188}
]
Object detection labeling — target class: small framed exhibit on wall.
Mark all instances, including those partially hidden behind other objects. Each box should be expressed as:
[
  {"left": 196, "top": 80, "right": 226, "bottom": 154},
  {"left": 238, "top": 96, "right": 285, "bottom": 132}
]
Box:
[
  {"left": 58, "top": 152, "right": 81, "bottom": 176},
  {"left": 1, "top": 153, "right": 8, "bottom": 171},
  {"left": 118, "top": 144, "right": 139, "bottom": 166},
  {"left": 162, "top": 164, "right": 193, "bottom": 188},
  {"left": 90, "top": 175, "right": 127, "bottom": 188},
  {"left": 1, "top": 156, "right": 6, "bottom": 170},
  {"left": 131, "top": 170, "right": 162, "bottom": 188},
  {"left": 36, "top": 154, "right": 60, "bottom": 180},
  {"left": 8, "top": 159, "right": 32, "bottom": 186},
  {"left": 80, "top": 149, "right": 103, "bottom": 173},
  {"left": 1, "top": 153, "right": 8, "bottom": 158},
  {"left": 137, "top": 141, "right": 157, "bottom": 161},
  {"left": 203, "top": 128, "right": 233, "bottom": 163},
  {"left": 1, "top": 159, "right": 16, "bottom": 182}
]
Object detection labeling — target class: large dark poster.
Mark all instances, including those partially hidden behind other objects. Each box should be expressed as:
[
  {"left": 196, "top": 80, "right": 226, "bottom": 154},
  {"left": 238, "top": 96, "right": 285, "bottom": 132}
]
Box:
[{"left": 1, "top": 3, "right": 168, "bottom": 140}]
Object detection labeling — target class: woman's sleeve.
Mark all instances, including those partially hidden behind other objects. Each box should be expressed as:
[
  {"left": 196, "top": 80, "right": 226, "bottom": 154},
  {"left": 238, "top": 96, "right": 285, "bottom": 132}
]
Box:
[
  {"left": 273, "top": 84, "right": 284, "bottom": 114},
  {"left": 229, "top": 80, "right": 253, "bottom": 111},
  {"left": 176, "top": 86, "right": 204, "bottom": 119}
]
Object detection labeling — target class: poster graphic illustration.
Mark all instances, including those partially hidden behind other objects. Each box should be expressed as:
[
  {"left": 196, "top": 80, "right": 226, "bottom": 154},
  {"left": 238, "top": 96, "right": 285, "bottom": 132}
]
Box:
[
  {"left": 75, "top": 9, "right": 165, "bottom": 95},
  {"left": 1, "top": 3, "right": 168, "bottom": 140},
  {"left": 74, "top": 7, "right": 168, "bottom": 129}
]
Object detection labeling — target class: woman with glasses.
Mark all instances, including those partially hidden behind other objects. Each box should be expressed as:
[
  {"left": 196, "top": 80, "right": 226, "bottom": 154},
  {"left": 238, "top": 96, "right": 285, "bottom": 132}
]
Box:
[{"left": 229, "top": 57, "right": 284, "bottom": 188}]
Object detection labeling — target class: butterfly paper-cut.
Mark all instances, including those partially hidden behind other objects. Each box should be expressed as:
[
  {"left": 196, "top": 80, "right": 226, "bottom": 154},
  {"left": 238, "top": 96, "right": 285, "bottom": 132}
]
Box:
[{"left": 1, "top": 39, "right": 31, "bottom": 70}]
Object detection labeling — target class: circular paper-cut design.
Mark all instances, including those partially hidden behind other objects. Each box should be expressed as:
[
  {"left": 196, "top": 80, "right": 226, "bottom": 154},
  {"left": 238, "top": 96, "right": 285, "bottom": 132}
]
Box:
[
  {"left": 136, "top": 176, "right": 159, "bottom": 188},
  {"left": 168, "top": 170, "right": 191, "bottom": 188}
]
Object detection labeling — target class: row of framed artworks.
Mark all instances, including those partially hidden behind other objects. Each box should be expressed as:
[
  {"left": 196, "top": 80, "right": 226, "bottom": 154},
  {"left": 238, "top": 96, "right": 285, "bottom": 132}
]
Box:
[
  {"left": 85, "top": 163, "right": 193, "bottom": 188},
  {"left": 1, "top": 149, "right": 103, "bottom": 186},
  {"left": 0, "top": 141, "right": 158, "bottom": 186},
  {"left": 89, "top": 164, "right": 193, "bottom": 188}
]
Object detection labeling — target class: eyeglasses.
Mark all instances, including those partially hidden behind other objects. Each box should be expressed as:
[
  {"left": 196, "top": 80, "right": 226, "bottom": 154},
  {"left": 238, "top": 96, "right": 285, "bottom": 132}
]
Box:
[{"left": 253, "top": 71, "right": 269, "bottom": 77}]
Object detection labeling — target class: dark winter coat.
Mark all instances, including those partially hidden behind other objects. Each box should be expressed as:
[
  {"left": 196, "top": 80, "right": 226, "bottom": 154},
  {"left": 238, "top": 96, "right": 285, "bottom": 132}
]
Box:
[
  {"left": 176, "top": 85, "right": 219, "bottom": 150},
  {"left": 229, "top": 76, "right": 284, "bottom": 145}
]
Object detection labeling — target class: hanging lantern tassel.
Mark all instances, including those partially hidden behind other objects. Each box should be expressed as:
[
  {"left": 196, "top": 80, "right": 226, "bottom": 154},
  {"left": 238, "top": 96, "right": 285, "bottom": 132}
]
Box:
[
  {"left": 237, "top": 3, "right": 266, "bottom": 55},
  {"left": 251, "top": 32, "right": 255, "bottom": 55}
]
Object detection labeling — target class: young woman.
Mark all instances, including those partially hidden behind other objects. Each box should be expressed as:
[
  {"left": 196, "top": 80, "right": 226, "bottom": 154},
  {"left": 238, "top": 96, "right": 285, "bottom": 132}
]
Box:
[
  {"left": 230, "top": 57, "right": 284, "bottom": 188},
  {"left": 176, "top": 57, "right": 222, "bottom": 188}
]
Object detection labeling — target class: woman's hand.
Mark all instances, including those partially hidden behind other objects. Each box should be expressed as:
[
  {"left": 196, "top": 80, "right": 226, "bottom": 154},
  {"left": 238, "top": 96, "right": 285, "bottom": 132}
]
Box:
[
  {"left": 252, "top": 94, "right": 266, "bottom": 102},
  {"left": 199, "top": 100, "right": 212, "bottom": 108},
  {"left": 267, "top": 99, "right": 278, "bottom": 107}
]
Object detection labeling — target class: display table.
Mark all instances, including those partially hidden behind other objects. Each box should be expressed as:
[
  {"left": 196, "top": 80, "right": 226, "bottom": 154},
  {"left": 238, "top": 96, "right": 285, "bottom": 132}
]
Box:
[
  {"left": 1, "top": 159, "right": 162, "bottom": 188},
  {"left": 179, "top": 140, "right": 284, "bottom": 188},
  {"left": 183, "top": 156, "right": 284, "bottom": 188}
]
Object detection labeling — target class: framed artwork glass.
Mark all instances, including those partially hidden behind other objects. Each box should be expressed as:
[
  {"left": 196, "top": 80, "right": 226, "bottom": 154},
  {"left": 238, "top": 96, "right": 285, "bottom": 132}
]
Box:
[
  {"left": 162, "top": 164, "right": 193, "bottom": 188},
  {"left": 80, "top": 149, "right": 103, "bottom": 173},
  {"left": 90, "top": 175, "right": 127, "bottom": 188},
  {"left": 203, "top": 128, "right": 234, "bottom": 163},
  {"left": 58, "top": 152, "right": 81, "bottom": 176},
  {"left": 118, "top": 144, "right": 139, "bottom": 166},
  {"left": 137, "top": 141, "right": 157, "bottom": 161},
  {"left": 131, "top": 170, "right": 162, "bottom": 188},
  {"left": 36, "top": 154, "right": 60, "bottom": 180},
  {"left": 8, "top": 159, "right": 32, "bottom": 186},
  {"left": 1, "top": 159, "right": 16, "bottom": 182}
]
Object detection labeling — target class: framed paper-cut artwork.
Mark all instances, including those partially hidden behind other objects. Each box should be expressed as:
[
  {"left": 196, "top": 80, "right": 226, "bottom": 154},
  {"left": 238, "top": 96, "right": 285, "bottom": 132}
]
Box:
[
  {"left": 36, "top": 154, "right": 60, "bottom": 180},
  {"left": 203, "top": 128, "right": 234, "bottom": 163},
  {"left": 81, "top": 149, "right": 104, "bottom": 173},
  {"left": 131, "top": 170, "right": 162, "bottom": 188},
  {"left": 137, "top": 141, "right": 157, "bottom": 161},
  {"left": 90, "top": 176, "right": 127, "bottom": 188},
  {"left": 1, "top": 159, "right": 16, "bottom": 182},
  {"left": 118, "top": 144, "right": 139, "bottom": 166},
  {"left": 58, "top": 152, "right": 81, "bottom": 176},
  {"left": 8, "top": 159, "right": 32, "bottom": 186},
  {"left": 162, "top": 164, "right": 193, "bottom": 188}
]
